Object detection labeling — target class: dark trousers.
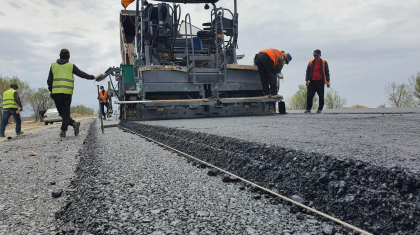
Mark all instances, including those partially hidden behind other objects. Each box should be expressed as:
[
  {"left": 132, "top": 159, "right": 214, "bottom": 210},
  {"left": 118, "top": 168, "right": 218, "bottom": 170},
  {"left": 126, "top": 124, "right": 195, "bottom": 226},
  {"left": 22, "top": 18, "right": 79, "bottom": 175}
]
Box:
[
  {"left": 52, "top": 94, "right": 75, "bottom": 132},
  {"left": 101, "top": 102, "right": 109, "bottom": 118},
  {"left": 256, "top": 53, "right": 277, "bottom": 95},
  {"left": 307, "top": 80, "right": 325, "bottom": 111},
  {"left": 0, "top": 108, "right": 21, "bottom": 135}
]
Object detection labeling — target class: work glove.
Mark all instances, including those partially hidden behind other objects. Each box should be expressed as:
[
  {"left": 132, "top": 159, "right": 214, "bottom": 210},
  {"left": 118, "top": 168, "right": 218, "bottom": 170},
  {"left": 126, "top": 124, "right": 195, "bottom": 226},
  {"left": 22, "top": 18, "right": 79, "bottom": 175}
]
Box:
[
  {"left": 95, "top": 74, "right": 104, "bottom": 80},
  {"left": 327, "top": 82, "right": 331, "bottom": 88}
]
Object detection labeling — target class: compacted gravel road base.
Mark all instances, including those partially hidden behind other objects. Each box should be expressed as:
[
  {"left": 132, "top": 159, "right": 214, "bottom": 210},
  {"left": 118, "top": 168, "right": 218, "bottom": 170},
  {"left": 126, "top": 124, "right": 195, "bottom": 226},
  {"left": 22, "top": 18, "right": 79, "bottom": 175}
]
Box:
[{"left": 56, "top": 120, "right": 351, "bottom": 234}]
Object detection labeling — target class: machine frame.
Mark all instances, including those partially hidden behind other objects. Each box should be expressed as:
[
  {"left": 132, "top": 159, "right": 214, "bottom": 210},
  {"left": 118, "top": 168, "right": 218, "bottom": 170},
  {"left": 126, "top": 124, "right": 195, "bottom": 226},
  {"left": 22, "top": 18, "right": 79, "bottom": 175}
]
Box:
[{"left": 102, "top": 0, "right": 285, "bottom": 120}]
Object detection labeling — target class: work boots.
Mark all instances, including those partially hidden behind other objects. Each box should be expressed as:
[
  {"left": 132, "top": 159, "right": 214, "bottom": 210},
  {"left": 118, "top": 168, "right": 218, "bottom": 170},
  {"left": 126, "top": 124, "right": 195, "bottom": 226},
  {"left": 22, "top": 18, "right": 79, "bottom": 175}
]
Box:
[
  {"left": 60, "top": 131, "right": 66, "bottom": 137},
  {"left": 73, "top": 122, "right": 80, "bottom": 136}
]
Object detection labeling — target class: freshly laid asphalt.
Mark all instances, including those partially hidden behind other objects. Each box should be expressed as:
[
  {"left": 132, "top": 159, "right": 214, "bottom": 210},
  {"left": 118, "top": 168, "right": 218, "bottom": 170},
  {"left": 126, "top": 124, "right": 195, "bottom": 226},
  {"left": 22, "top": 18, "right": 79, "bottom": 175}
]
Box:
[{"left": 141, "top": 107, "right": 420, "bottom": 175}]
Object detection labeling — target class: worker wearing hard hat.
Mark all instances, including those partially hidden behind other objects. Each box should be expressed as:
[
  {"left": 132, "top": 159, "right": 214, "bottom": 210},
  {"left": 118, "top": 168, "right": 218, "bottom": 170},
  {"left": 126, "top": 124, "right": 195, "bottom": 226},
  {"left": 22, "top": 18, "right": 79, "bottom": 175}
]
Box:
[
  {"left": 254, "top": 49, "right": 292, "bottom": 98},
  {"left": 47, "top": 48, "right": 102, "bottom": 137},
  {"left": 98, "top": 86, "right": 110, "bottom": 120},
  {"left": 0, "top": 84, "right": 24, "bottom": 137},
  {"left": 304, "top": 49, "right": 330, "bottom": 114}
]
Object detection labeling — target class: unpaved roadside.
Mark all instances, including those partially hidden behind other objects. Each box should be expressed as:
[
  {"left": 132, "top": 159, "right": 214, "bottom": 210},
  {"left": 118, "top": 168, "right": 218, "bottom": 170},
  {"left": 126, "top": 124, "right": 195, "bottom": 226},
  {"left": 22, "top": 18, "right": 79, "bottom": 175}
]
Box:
[
  {"left": 0, "top": 116, "right": 96, "bottom": 143},
  {"left": 0, "top": 118, "right": 96, "bottom": 235}
]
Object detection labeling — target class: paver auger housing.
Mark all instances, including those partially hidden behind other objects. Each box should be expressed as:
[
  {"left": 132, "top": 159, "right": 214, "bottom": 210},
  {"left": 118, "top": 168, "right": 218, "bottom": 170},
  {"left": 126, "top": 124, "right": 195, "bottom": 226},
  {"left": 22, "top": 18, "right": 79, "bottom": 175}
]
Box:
[{"left": 101, "top": 0, "right": 285, "bottom": 120}]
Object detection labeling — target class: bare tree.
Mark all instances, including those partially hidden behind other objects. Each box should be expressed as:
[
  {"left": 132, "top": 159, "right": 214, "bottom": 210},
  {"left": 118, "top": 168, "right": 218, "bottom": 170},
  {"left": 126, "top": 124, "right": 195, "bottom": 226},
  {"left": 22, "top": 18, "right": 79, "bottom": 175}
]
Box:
[
  {"left": 286, "top": 84, "right": 318, "bottom": 110},
  {"left": 377, "top": 103, "right": 386, "bottom": 108},
  {"left": 27, "top": 87, "right": 55, "bottom": 121},
  {"left": 384, "top": 82, "right": 413, "bottom": 108},
  {"left": 325, "top": 89, "right": 347, "bottom": 109},
  {"left": 408, "top": 72, "right": 420, "bottom": 106}
]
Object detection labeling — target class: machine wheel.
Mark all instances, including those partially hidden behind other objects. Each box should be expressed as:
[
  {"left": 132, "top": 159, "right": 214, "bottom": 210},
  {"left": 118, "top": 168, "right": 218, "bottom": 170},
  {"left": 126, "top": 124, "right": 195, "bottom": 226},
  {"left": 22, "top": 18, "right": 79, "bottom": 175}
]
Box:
[
  {"left": 278, "top": 101, "right": 286, "bottom": 114},
  {"left": 44, "top": 122, "right": 48, "bottom": 125}
]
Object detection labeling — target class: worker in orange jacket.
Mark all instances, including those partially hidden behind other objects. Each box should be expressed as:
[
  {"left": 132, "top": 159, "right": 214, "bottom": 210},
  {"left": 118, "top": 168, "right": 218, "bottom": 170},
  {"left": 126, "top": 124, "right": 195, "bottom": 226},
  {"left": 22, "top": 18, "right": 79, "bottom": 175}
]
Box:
[
  {"left": 254, "top": 49, "right": 292, "bottom": 98},
  {"left": 98, "top": 86, "right": 109, "bottom": 120},
  {"left": 304, "top": 49, "right": 330, "bottom": 114}
]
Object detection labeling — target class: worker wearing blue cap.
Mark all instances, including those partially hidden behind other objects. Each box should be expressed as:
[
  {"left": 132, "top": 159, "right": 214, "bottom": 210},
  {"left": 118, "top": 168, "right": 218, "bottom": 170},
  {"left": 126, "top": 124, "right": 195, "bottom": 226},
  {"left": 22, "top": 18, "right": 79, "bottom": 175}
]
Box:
[{"left": 254, "top": 49, "right": 292, "bottom": 99}]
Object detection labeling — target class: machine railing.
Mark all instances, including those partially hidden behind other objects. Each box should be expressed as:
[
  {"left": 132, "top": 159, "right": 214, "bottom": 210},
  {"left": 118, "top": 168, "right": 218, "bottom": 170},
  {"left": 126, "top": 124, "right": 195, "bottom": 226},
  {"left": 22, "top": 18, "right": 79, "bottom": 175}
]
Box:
[
  {"left": 211, "top": 8, "right": 234, "bottom": 82},
  {"left": 184, "top": 13, "right": 196, "bottom": 82},
  {"left": 216, "top": 11, "right": 228, "bottom": 81}
]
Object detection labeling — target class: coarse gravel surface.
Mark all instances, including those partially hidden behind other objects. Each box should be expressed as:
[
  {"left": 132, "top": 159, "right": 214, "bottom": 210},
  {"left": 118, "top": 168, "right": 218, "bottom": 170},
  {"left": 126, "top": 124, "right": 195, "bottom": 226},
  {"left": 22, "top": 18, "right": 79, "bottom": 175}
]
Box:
[
  {"left": 139, "top": 107, "right": 420, "bottom": 174},
  {"left": 0, "top": 119, "right": 93, "bottom": 235},
  {"left": 56, "top": 119, "right": 353, "bottom": 234}
]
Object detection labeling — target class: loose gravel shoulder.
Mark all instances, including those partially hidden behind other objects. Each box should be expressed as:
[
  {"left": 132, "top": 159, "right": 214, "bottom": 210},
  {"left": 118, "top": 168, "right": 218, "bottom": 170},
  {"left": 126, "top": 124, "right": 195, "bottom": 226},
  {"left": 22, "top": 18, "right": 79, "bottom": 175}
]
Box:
[
  {"left": 56, "top": 120, "right": 352, "bottom": 234},
  {"left": 0, "top": 119, "right": 93, "bottom": 235}
]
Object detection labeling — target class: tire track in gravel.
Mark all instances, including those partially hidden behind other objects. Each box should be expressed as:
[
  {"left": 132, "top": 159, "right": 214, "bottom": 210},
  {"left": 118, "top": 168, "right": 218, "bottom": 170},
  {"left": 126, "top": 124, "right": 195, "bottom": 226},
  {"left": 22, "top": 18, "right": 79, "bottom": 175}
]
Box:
[{"left": 119, "top": 121, "right": 420, "bottom": 235}]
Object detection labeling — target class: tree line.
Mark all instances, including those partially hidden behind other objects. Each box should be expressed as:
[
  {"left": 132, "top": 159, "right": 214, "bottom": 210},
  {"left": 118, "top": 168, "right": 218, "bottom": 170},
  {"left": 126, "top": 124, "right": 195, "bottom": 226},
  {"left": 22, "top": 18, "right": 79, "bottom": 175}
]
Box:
[
  {"left": 286, "top": 85, "right": 347, "bottom": 110},
  {"left": 286, "top": 72, "right": 420, "bottom": 110},
  {"left": 0, "top": 75, "right": 94, "bottom": 121},
  {"left": 383, "top": 72, "right": 420, "bottom": 108}
]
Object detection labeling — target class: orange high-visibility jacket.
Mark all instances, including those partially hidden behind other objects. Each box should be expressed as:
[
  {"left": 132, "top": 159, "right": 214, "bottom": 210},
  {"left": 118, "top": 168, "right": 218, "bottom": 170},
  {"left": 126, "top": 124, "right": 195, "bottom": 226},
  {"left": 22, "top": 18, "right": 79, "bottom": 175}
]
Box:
[
  {"left": 99, "top": 90, "right": 108, "bottom": 103},
  {"left": 309, "top": 59, "right": 328, "bottom": 84},
  {"left": 259, "top": 49, "right": 286, "bottom": 66}
]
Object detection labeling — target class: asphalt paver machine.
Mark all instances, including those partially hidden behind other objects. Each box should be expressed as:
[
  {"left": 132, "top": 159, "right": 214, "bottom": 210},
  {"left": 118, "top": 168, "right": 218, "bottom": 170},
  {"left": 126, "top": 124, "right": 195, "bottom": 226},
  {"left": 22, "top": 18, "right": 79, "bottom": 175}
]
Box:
[{"left": 100, "top": 0, "right": 286, "bottom": 120}]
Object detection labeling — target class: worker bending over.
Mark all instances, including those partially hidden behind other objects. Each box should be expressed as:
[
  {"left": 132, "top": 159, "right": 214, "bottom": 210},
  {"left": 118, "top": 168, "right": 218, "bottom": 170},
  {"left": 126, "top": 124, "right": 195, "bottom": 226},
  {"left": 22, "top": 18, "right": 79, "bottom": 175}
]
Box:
[
  {"left": 99, "top": 86, "right": 110, "bottom": 120},
  {"left": 254, "top": 49, "right": 292, "bottom": 98},
  {"left": 47, "top": 48, "right": 101, "bottom": 137}
]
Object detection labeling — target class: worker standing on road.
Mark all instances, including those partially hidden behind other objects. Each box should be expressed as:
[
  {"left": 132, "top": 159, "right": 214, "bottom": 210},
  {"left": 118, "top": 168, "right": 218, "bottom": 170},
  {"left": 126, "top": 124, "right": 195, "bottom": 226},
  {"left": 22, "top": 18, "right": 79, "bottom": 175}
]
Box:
[
  {"left": 254, "top": 49, "right": 292, "bottom": 98},
  {"left": 304, "top": 49, "right": 330, "bottom": 114},
  {"left": 0, "top": 84, "right": 24, "bottom": 137},
  {"left": 47, "top": 48, "right": 101, "bottom": 137},
  {"left": 98, "top": 86, "right": 109, "bottom": 120}
]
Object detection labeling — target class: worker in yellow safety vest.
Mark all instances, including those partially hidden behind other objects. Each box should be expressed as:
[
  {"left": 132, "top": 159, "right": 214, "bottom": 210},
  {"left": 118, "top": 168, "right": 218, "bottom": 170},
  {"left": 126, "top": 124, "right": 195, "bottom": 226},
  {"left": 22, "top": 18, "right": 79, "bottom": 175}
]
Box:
[
  {"left": 1, "top": 84, "right": 24, "bottom": 137},
  {"left": 47, "top": 48, "right": 102, "bottom": 137},
  {"left": 98, "top": 86, "right": 110, "bottom": 120}
]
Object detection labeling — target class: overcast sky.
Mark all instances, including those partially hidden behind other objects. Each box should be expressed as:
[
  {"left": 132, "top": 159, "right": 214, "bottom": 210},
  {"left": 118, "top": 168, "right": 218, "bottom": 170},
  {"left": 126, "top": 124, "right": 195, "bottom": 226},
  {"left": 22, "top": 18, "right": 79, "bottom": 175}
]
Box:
[{"left": 1, "top": 0, "right": 419, "bottom": 115}]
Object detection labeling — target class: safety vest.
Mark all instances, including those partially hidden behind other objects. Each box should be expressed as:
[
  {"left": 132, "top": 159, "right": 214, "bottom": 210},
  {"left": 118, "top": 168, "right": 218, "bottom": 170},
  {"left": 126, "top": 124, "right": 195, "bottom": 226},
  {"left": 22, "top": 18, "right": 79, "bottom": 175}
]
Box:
[
  {"left": 309, "top": 59, "right": 328, "bottom": 84},
  {"left": 99, "top": 90, "right": 108, "bottom": 103},
  {"left": 2, "top": 88, "right": 19, "bottom": 109},
  {"left": 51, "top": 62, "right": 75, "bottom": 95},
  {"left": 260, "top": 49, "right": 286, "bottom": 66}
]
